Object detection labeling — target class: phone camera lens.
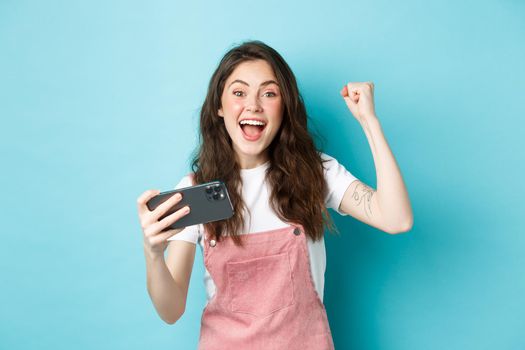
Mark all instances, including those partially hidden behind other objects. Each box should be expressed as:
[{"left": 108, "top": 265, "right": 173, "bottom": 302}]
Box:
[
  {"left": 206, "top": 186, "right": 213, "bottom": 194},
  {"left": 212, "top": 192, "right": 220, "bottom": 200},
  {"left": 213, "top": 185, "right": 221, "bottom": 193}
]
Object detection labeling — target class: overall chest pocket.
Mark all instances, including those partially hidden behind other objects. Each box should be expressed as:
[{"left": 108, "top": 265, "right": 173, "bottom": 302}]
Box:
[{"left": 226, "top": 252, "right": 295, "bottom": 318}]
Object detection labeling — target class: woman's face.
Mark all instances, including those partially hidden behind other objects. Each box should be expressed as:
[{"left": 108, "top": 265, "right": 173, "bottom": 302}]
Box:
[{"left": 218, "top": 59, "right": 284, "bottom": 169}]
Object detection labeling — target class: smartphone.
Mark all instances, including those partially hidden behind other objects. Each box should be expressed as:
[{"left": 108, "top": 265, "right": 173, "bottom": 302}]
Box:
[{"left": 146, "top": 180, "right": 234, "bottom": 230}]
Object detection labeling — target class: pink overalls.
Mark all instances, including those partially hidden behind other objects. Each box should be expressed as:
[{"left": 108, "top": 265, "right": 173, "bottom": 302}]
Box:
[{"left": 197, "top": 224, "right": 335, "bottom": 350}]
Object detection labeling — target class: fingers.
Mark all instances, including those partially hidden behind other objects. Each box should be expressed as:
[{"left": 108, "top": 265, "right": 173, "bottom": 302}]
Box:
[
  {"left": 341, "top": 82, "right": 375, "bottom": 95},
  {"left": 137, "top": 189, "right": 161, "bottom": 216},
  {"left": 149, "top": 192, "right": 184, "bottom": 222},
  {"left": 137, "top": 188, "right": 187, "bottom": 233},
  {"left": 138, "top": 189, "right": 191, "bottom": 257},
  {"left": 341, "top": 85, "right": 359, "bottom": 105},
  {"left": 144, "top": 205, "right": 190, "bottom": 237}
]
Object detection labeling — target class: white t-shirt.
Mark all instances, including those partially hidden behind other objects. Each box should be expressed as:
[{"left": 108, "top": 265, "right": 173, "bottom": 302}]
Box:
[{"left": 168, "top": 153, "right": 359, "bottom": 303}]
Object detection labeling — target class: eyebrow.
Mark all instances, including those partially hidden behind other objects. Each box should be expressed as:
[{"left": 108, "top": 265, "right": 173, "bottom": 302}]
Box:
[{"left": 228, "top": 79, "right": 280, "bottom": 88}]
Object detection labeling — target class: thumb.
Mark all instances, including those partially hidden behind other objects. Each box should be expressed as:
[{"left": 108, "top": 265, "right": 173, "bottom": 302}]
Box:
[
  {"left": 341, "top": 85, "right": 358, "bottom": 104},
  {"left": 341, "top": 86, "right": 357, "bottom": 110}
]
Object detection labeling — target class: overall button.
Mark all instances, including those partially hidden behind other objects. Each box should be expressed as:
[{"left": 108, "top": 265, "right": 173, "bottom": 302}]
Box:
[
  {"left": 209, "top": 239, "right": 217, "bottom": 247},
  {"left": 293, "top": 228, "right": 301, "bottom": 236}
]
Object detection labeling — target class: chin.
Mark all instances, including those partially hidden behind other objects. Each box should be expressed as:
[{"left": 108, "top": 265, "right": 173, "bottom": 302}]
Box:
[{"left": 235, "top": 143, "right": 269, "bottom": 158}]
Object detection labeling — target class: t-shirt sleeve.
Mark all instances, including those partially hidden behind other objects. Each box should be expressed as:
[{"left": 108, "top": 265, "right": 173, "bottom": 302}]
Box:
[
  {"left": 322, "top": 153, "right": 359, "bottom": 216},
  {"left": 166, "top": 174, "right": 201, "bottom": 245}
]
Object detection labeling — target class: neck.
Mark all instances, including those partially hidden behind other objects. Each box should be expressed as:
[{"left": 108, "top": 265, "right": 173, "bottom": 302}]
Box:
[{"left": 235, "top": 152, "right": 269, "bottom": 169}]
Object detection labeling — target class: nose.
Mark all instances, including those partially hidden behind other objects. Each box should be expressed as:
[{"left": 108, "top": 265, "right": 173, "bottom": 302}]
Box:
[{"left": 245, "top": 94, "right": 262, "bottom": 113}]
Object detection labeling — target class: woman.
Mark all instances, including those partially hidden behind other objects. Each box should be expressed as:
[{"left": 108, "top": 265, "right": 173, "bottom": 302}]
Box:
[{"left": 136, "top": 40, "right": 413, "bottom": 349}]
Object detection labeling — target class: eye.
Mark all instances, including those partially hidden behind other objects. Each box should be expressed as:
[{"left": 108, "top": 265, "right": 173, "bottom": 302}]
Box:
[
  {"left": 233, "top": 90, "right": 244, "bottom": 97},
  {"left": 263, "top": 91, "right": 277, "bottom": 97}
]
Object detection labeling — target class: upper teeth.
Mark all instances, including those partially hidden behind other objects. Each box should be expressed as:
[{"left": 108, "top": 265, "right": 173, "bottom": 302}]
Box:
[{"left": 239, "top": 120, "right": 266, "bottom": 126}]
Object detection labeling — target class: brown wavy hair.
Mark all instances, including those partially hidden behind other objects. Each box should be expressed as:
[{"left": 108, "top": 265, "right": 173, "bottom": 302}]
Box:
[{"left": 191, "top": 40, "right": 337, "bottom": 247}]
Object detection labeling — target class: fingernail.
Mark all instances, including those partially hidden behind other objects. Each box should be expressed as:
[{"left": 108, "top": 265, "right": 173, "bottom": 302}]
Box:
[{"left": 185, "top": 206, "right": 190, "bottom": 213}]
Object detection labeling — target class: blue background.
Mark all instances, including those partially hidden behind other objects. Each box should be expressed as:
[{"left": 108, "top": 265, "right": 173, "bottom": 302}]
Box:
[{"left": 1, "top": 1, "right": 524, "bottom": 349}]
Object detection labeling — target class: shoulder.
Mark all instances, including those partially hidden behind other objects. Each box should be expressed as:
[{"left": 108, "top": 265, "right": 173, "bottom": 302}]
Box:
[
  {"left": 318, "top": 151, "right": 359, "bottom": 212},
  {"left": 318, "top": 151, "right": 357, "bottom": 181},
  {"left": 174, "top": 172, "right": 195, "bottom": 189},
  {"left": 319, "top": 152, "right": 342, "bottom": 173}
]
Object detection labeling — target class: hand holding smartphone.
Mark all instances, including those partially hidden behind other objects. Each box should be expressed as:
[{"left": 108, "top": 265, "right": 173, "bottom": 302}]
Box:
[{"left": 146, "top": 181, "right": 234, "bottom": 231}]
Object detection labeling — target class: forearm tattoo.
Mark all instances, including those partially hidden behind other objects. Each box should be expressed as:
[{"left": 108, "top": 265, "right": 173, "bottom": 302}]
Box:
[{"left": 351, "top": 182, "right": 374, "bottom": 218}]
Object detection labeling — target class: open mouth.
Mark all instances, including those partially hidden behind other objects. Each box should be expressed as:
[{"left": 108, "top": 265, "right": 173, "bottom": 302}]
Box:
[{"left": 239, "top": 119, "right": 267, "bottom": 141}]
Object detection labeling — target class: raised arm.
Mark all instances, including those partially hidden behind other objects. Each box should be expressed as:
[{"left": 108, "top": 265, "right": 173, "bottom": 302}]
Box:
[{"left": 339, "top": 82, "right": 413, "bottom": 234}]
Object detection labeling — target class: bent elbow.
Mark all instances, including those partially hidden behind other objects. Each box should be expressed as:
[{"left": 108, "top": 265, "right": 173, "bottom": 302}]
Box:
[
  {"left": 163, "top": 318, "right": 177, "bottom": 325},
  {"left": 162, "top": 307, "right": 185, "bottom": 325},
  {"left": 386, "top": 218, "right": 413, "bottom": 235},
  {"left": 162, "top": 313, "right": 182, "bottom": 325}
]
